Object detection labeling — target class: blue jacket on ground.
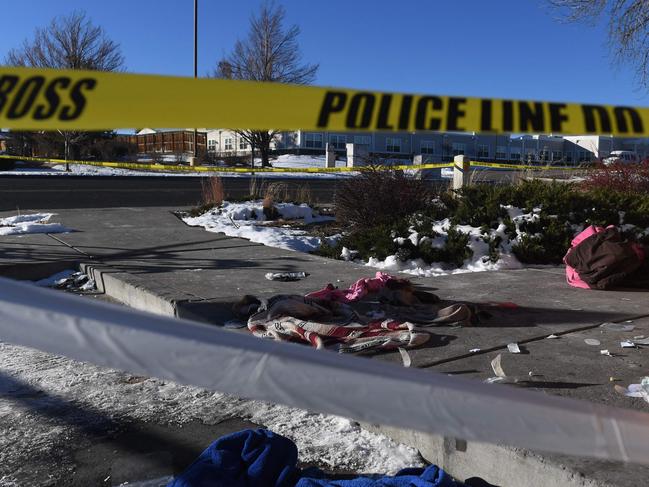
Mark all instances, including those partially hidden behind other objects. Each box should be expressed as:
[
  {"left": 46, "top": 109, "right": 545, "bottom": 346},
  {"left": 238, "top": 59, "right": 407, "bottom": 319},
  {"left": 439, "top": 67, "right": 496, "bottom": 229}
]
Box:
[
  {"left": 167, "top": 428, "right": 299, "bottom": 487},
  {"left": 168, "top": 429, "right": 462, "bottom": 487}
]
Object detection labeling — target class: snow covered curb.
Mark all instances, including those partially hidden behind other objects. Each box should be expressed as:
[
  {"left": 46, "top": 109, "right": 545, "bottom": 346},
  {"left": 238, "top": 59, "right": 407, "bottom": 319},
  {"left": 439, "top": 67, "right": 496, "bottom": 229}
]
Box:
[
  {"left": 0, "top": 213, "right": 71, "bottom": 236},
  {"left": 183, "top": 201, "right": 339, "bottom": 253}
]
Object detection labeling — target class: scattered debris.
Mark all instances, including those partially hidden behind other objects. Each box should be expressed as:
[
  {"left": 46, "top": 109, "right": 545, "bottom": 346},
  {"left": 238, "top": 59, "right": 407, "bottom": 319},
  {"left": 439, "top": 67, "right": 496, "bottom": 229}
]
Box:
[
  {"left": 469, "top": 348, "right": 481, "bottom": 353},
  {"left": 398, "top": 348, "right": 412, "bottom": 368},
  {"left": 634, "top": 337, "right": 649, "bottom": 346},
  {"left": 615, "top": 377, "right": 649, "bottom": 403},
  {"left": 600, "top": 322, "right": 635, "bottom": 332},
  {"left": 600, "top": 349, "right": 612, "bottom": 356},
  {"left": 546, "top": 334, "right": 559, "bottom": 339},
  {"left": 507, "top": 342, "right": 521, "bottom": 354},
  {"left": 584, "top": 338, "right": 601, "bottom": 346},
  {"left": 621, "top": 340, "right": 636, "bottom": 348},
  {"left": 610, "top": 377, "right": 621, "bottom": 382},
  {"left": 486, "top": 353, "right": 517, "bottom": 384},
  {"left": 265, "top": 271, "right": 309, "bottom": 281}
]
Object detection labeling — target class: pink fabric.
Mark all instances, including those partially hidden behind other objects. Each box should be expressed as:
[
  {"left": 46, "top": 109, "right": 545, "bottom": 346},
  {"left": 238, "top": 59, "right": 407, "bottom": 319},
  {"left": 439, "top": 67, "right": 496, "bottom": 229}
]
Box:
[{"left": 306, "top": 271, "right": 397, "bottom": 303}]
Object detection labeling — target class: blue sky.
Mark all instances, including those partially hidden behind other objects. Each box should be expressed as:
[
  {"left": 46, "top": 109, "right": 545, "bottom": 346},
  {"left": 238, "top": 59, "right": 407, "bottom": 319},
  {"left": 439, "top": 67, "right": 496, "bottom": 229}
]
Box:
[{"left": 1, "top": 0, "right": 648, "bottom": 106}]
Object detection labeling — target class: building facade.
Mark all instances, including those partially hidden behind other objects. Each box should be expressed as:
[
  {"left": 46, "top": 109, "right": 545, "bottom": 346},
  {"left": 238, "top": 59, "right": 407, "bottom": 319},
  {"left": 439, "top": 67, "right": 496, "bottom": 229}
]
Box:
[
  {"left": 119, "top": 129, "right": 207, "bottom": 156},
  {"left": 137, "top": 128, "right": 649, "bottom": 164}
]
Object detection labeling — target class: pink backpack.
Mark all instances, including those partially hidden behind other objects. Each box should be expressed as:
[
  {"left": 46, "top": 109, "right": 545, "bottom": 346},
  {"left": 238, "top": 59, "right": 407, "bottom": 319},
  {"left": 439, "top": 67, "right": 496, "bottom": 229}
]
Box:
[{"left": 564, "top": 225, "right": 646, "bottom": 289}]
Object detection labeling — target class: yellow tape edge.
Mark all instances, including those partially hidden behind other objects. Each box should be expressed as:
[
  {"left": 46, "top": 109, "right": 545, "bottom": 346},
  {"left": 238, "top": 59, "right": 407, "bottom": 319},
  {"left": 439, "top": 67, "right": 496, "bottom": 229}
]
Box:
[{"left": 0, "top": 154, "right": 591, "bottom": 173}]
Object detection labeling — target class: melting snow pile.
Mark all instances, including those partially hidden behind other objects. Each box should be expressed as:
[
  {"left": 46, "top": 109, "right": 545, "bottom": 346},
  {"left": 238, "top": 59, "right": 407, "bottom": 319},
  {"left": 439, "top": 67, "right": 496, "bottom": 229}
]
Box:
[
  {"left": 183, "top": 201, "right": 338, "bottom": 252},
  {"left": 0, "top": 341, "right": 424, "bottom": 485},
  {"left": 34, "top": 269, "right": 96, "bottom": 292},
  {"left": 0, "top": 213, "right": 71, "bottom": 236},
  {"left": 357, "top": 205, "right": 546, "bottom": 277}
]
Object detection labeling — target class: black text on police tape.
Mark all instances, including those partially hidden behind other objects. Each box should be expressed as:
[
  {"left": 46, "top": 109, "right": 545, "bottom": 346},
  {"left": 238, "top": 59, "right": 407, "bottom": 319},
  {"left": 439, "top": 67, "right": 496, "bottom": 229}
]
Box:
[{"left": 0, "top": 75, "right": 96, "bottom": 121}]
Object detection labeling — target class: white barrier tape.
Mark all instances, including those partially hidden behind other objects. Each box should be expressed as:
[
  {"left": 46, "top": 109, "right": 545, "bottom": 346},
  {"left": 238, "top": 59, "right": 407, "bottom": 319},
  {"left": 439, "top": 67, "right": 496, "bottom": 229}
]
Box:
[{"left": 0, "top": 276, "right": 648, "bottom": 464}]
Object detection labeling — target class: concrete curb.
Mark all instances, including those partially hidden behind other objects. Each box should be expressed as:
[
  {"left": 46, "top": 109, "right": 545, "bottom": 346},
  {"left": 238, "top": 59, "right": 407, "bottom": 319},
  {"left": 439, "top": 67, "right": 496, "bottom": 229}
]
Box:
[
  {"left": 81, "top": 263, "right": 180, "bottom": 317},
  {"left": 360, "top": 423, "right": 609, "bottom": 487}
]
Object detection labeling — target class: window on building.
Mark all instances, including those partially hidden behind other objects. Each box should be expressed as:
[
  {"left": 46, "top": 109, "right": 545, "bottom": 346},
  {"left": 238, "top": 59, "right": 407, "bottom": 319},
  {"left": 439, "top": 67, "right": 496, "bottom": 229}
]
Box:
[
  {"left": 239, "top": 139, "right": 248, "bottom": 150},
  {"left": 330, "top": 134, "right": 347, "bottom": 150},
  {"left": 552, "top": 150, "right": 563, "bottom": 162},
  {"left": 578, "top": 151, "right": 592, "bottom": 162},
  {"left": 510, "top": 150, "right": 521, "bottom": 161},
  {"left": 386, "top": 137, "right": 402, "bottom": 153},
  {"left": 565, "top": 152, "right": 573, "bottom": 163},
  {"left": 452, "top": 142, "right": 466, "bottom": 156},
  {"left": 525, "top": 149, "right": 536, "bottom": 162},
  {"left": 496, "top": 146, "right": 507, "bottom": 159},
  {"left": 208, "top": 140, "right": 216, "bottom": 152},
  {"left": 224, "top": 138, "right": 233, "bottom": 151},
  {"left": 304, "top": 133, "right": 323, "bottom": 148},
  {"left": 539, "top": 150, "right": 550, "bottom": 162},
  {"left": 420, "top": 140, "right": 434, "bottom": 155},
  {"left": 477, "top": 144, "right": 489, "bottom": 158},
  {"left": 354, "top": 135, "right": 371, "bottom": 146}
]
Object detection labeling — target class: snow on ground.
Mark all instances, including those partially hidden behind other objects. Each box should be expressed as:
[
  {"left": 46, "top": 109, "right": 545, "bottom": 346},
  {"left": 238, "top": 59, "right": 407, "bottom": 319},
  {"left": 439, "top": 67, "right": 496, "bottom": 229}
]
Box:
[
  {"left": 271, "top": 154, "right": 347, "bottom": 169},
  {"left": 0, "top": 340, "right": 424, "bottom": 484},
  {"left": 1, "top": 157, "right": 354, "bottom": 178},
  {"left": 184, "top": 201, "right": 529, "bottom": 276},
  {"left": 0, "top": 213, "right": 71, "bottom": 236},
  {"left": 33, "top": 269, "right": 96, "bottom": 292},
  {"left": 183, "top": 201, "right": 339, "bottom": 252}
]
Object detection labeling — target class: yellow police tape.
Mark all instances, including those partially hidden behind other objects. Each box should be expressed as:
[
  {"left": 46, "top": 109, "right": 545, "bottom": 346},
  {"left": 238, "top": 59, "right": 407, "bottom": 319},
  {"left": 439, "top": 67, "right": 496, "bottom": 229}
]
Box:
[
  {"left": 0, "top": 153, "right": 590, "bottom": 173},
  {"left": 0, "top": 66, "right": 647, "bottom": 137}
]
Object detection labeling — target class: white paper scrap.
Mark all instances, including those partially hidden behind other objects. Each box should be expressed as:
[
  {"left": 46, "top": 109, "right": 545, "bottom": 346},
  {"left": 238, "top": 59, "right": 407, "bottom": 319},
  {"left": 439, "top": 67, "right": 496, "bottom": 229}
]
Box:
[
  {"left": 507, "top": 343, "right": 521, "bottom": 354},
  {"left": 621, "top": 340, "right": 636, "bottom": 348}
]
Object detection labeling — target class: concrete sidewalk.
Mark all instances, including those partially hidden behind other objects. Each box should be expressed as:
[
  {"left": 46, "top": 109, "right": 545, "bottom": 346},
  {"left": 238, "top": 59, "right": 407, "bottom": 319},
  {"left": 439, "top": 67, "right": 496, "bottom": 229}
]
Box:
[{"left": 2, "top": 206, "right": 649, "bottom": 486}]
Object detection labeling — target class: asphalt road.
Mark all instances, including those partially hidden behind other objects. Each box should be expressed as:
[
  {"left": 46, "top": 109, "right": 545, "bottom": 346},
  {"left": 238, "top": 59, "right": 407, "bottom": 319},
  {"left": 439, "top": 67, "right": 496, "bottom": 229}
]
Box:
[
  {"left": 0, "top": 175, "right": 347, "bottom": 210},
  {"left": 0, "top": 167, "right": 577, "bottom": 210}
]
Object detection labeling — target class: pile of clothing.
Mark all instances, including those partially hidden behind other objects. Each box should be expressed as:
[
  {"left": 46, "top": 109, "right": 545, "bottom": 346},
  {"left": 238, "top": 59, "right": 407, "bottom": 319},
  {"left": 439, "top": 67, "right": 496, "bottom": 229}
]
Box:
[
  {"left": 233, "top": 272, "right": 475, "bottom": 354},
  {"left": 564, "top": 225, "right": 649, "bottom": 290},
  {"left": 167, "top": 428, "right": 464, "bottom": 487}
]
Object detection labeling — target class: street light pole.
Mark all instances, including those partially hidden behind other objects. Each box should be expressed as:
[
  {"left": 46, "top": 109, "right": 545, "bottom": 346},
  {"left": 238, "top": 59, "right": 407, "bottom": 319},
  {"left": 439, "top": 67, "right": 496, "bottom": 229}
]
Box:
[{"left": 192, "top": 0, "right": 198, "bottom": 166}]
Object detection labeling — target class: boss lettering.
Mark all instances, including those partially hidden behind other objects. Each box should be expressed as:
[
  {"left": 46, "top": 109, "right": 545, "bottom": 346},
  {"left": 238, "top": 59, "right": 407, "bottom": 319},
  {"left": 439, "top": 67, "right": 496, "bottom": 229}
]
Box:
[{"left": 0, "top": 74, "right": 96, "bottom": 121}]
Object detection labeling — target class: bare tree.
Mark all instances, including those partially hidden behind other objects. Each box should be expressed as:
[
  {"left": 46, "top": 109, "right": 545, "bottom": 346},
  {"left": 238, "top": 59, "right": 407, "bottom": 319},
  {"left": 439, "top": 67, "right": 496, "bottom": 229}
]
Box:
[
  {"left": 549, "top": 1, "right": 649, "bottom": 86},
  {"left": 5, "top": 10, "right": 125, "bottom": 169},
  {"left": 214, "top": 1, "right": 318, "bottom": 167}
]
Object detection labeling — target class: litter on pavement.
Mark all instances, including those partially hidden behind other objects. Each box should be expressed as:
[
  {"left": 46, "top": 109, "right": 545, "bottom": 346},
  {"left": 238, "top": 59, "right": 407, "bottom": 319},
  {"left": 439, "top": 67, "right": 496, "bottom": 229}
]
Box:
[
  {"left": 265, "top": 271, "right": 310, "bottom": 281},
  {"left": 615, "top": 377, "right": 649, "bottom": 404}
]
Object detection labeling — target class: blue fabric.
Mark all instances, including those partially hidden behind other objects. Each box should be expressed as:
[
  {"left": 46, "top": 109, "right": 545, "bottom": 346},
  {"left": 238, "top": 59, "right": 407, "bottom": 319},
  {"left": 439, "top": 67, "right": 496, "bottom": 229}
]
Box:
[
  {"left": 168, "top": 429, "right": 463, "bottom": 487},
  {"left": 296, "top": 465, "right": 461, "bottom": 486},
  {"left": 167, "top": 428, "right": 298, "bottom": 487}
]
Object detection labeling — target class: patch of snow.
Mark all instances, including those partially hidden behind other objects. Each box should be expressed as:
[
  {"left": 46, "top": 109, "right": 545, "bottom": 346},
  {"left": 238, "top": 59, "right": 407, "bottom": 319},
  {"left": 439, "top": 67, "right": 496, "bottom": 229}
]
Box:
[
  {"left": 272, "top": 154, "right": 347, "bottom": 169},
  {"left": 183, "top": 201, "right": 335, "bottom": 253},
  {"left": 0, "top": 213, "right": 71, "bottom": 236},
  {"left": 33, "top": 269, "right": 76, "bottom": 287},
  {"left": 0, "top": 341, "right": 424, "bottom": 482}
]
